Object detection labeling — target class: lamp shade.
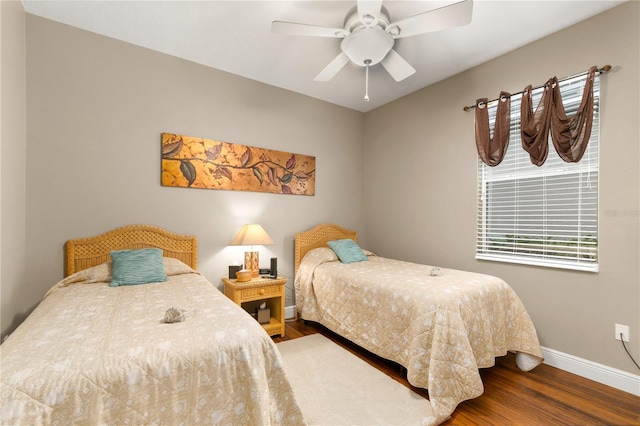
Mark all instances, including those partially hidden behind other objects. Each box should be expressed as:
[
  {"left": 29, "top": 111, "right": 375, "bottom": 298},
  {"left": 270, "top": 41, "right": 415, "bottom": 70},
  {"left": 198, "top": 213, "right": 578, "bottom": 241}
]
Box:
[{"left": 230, "top": 224, "right": 274, "bottom": 246}]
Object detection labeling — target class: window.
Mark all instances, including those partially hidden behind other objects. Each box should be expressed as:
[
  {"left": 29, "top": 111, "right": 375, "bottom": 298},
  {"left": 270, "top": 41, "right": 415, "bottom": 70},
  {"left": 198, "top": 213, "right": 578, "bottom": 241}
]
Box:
[{"left": 476, "top": 73, "right": 599, "bottom": 272}]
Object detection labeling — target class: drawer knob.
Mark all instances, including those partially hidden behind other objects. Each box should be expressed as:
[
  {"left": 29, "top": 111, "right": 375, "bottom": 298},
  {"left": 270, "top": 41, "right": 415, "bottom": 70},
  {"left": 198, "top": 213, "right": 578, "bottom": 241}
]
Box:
[{"left": 260, "top": 289, "right": 265, "bottom": 295}]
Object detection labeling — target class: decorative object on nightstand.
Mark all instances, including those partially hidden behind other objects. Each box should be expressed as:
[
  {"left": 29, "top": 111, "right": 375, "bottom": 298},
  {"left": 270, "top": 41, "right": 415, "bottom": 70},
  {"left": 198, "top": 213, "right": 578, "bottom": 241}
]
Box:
[
  {"left": 235, "top": 269, "right": 252, "bottom": 282},
  {"left": 256, "top": 302, "right": 270, "bottom": 324},
  {"left": 222, "top": 276, "right": 286, "bottom": 337},
  {"left": 230, "top": 224, "right": 274, "bottom": 278}
]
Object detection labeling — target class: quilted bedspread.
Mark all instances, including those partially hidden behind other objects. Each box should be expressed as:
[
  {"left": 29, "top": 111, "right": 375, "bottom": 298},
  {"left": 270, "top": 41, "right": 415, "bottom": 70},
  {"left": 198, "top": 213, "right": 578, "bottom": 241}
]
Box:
[
  {"left": 1, "top": 259, "right": 305, "bottom": 425},
  {"left": 295, "top": 248, "right": 543, "bottom": 425}
]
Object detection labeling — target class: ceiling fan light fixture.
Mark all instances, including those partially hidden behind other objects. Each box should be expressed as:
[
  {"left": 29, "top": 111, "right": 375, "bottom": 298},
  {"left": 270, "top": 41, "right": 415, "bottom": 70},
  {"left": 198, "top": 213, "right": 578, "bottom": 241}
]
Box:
[{"left": 340, "top": 27, "right": 393, "bottom": 66}]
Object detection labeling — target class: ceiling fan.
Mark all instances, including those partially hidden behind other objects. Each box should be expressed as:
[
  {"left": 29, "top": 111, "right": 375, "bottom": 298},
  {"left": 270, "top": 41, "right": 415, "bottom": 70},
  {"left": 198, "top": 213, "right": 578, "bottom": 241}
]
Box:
[{"left": 272, "top": 0, "right": 473, "bottom": 100}]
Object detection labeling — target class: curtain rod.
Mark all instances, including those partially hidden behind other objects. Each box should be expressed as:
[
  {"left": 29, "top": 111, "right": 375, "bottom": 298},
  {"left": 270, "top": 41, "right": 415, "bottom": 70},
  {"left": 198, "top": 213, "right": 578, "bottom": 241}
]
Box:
[{"left": 462, "top": 65, "right": 611, "bottom": 112}]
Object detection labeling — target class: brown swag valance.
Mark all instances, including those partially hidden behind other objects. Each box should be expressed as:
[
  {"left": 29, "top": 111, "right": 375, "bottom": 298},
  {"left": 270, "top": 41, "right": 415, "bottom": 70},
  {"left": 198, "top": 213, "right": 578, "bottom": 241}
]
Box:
[
  {"left": 475, "top": 91, "right": 511, "bottom": 167},
  {"left": 521, "top": 79, "right": 554, "bottom": 166},
  {"left": 521, "top": 66, "right": 597, "bottom": 166},
  {"left": 550, "top": 66, "right": 597, "bottom": 163}
]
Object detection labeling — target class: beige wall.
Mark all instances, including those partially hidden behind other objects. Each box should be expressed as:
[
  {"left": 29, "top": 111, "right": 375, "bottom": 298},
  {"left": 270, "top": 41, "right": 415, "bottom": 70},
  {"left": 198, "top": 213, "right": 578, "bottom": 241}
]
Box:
[
  {"left": 1, "top": 1, "right": 29, "bottom": 338},
  {"left": 364, "top": 2, "right": 639, "bottom": 374}
]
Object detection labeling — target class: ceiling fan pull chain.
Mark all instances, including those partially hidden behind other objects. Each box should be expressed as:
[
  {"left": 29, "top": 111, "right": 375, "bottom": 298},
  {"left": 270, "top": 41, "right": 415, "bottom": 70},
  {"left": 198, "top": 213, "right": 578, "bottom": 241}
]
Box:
[{"left": 364, "top": 59, "right": 371, "bottom": 102}]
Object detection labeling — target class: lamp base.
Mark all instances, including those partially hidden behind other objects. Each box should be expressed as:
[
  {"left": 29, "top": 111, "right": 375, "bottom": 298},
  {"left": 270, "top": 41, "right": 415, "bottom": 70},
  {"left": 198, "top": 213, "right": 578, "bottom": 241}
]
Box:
[{"left": 245, "top": 251, "right": 259, "bottom": 278}]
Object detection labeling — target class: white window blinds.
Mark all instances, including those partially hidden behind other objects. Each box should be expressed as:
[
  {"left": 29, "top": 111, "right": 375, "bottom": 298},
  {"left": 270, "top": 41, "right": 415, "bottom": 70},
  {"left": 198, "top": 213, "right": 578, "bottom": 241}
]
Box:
[{"left": 476, "top": 73, "right": 599, "bottom": 272}]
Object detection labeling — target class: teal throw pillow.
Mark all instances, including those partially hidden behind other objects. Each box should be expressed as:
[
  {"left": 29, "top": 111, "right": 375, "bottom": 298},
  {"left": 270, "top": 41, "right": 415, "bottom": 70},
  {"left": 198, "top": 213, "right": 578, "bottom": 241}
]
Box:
[
  {"left": 109, "top": 248, "right": 168, "bottom": 287},
  {"left": 327, "top": 239, "right": 368, "bottom": 264}
]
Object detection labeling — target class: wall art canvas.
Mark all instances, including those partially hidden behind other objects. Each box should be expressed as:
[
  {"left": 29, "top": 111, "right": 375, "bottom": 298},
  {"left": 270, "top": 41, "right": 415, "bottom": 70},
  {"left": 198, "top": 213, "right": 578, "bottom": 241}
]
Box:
[{"left": 161, "top": 133, "right": 315, "bottom": 196}]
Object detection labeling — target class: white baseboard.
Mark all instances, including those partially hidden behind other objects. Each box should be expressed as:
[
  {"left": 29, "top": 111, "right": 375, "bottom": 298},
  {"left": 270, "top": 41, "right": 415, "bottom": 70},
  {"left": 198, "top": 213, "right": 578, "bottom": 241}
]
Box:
[
  {"left": 541, "top": 346, "right": 640, "bottom": 396},
  {"left": 285, "top": 305, "right": 296, "bottom": 320}
]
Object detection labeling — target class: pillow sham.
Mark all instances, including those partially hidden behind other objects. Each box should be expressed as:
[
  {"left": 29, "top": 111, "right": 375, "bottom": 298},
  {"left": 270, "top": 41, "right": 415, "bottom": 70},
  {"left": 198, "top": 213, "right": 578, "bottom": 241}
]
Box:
[
  {"left": 109, "top": 248, "right": 168, "bottom": 287},
  {"left": 302, "top": 247, "right": 339, "bottom": 264},
  {"left": 327, "top": 239, "right": 368, "bottom": 264},
  {"left": 162, "top": 257, "right": 197, "bottom": 276}
]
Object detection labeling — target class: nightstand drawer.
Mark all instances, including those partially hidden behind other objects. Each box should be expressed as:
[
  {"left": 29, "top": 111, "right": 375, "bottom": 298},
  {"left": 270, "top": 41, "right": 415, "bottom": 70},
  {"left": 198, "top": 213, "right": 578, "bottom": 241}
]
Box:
[{"left": 242, "top": 285, "right": 281, "bottom": 300}]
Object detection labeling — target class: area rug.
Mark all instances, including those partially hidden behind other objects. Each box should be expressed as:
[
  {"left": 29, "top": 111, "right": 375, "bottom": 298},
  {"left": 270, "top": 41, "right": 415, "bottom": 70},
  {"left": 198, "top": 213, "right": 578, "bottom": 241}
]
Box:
[{"left": 277, "top": 334, "right": 434, "bottom": 425}]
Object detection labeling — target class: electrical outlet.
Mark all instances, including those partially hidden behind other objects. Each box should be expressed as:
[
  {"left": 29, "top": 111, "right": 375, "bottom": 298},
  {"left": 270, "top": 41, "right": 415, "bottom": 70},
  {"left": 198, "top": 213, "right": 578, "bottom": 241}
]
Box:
[{"left": 615, "top": 324, "right": 630, "bottom": 342}]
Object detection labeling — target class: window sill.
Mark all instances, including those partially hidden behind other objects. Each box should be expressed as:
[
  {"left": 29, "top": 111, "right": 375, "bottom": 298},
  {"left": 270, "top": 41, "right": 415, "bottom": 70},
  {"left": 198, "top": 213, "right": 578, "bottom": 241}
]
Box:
[{"left": 475, "top": 253, "right": 599, "bottom": 273}]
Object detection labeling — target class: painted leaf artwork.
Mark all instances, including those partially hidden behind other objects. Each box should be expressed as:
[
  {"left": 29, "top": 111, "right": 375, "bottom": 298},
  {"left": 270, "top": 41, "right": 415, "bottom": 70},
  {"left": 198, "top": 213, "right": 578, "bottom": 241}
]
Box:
[{"left": 161, "top": 133, "right": 316, "bottom": 196}]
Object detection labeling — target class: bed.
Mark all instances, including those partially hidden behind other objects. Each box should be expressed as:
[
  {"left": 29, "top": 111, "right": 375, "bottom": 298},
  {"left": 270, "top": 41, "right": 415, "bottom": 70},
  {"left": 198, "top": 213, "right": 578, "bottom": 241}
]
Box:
[
  {"left": 1, "top": 224, "right": 305, "bottom": 425},
  {"left": 294, "top": 223, "right": 543, "bottom": 426}
]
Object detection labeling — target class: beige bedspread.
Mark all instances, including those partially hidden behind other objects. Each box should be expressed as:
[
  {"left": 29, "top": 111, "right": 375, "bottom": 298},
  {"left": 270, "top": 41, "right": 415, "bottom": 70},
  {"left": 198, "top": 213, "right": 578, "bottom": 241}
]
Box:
[
  {"left": 295, "top": 248, "right": 543, "bottom": 425},
  {"left": 1, "top": 259, "right": 304, "bottom": 425}
]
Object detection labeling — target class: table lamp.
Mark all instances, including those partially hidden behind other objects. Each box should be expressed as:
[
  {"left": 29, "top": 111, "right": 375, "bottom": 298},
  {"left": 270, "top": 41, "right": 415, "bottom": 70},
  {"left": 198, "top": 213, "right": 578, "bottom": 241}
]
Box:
[{"left": 230, "top": 224, "right": 274, "bottom": 278}]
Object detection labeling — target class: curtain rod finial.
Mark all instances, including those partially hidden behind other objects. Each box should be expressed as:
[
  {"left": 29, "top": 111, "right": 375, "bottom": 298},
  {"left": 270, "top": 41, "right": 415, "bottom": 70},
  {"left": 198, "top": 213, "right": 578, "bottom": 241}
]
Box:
[{"left": 601, "top": 64, "right": 612, "bottom": 73}]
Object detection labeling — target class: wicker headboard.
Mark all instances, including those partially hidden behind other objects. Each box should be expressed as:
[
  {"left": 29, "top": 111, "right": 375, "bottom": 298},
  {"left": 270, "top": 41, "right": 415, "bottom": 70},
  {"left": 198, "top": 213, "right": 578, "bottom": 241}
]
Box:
[
  {"left": 294, "top": 223, "right": 357, "bottom": 275},
  {"left": 64, "top": 224, "right": 198, "bottom": 276}
]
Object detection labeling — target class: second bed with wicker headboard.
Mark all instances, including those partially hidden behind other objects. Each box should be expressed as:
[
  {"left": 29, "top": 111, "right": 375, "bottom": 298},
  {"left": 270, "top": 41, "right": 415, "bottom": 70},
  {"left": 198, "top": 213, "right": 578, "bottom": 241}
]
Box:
[{"left": 293, "top": 222, "right": 544, "bottom": 425}]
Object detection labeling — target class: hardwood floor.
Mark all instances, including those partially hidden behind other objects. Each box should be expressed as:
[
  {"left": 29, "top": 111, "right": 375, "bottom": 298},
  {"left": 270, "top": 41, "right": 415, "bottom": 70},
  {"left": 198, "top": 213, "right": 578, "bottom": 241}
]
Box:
[{"left": 275, "top": 320, "right": 640, "bottom": 426}]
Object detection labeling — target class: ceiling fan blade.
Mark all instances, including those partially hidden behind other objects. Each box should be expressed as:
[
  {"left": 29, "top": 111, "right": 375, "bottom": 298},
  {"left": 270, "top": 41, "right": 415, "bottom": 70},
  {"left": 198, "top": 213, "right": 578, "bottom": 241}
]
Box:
[
  {"left": 357, "top": 0, "right": 383, "bottom": 25},
  {"left": 390, "top": 0, "right": 473, "bottom": 39},
  {"left": 381, "top": 49, "right": 416, "bottom": 82},
  {"left": 272, "top": 21, "right": 348, "bottom": 38},
  {"left": 314, "top": 52, "right": 350, "bottom": 82}
]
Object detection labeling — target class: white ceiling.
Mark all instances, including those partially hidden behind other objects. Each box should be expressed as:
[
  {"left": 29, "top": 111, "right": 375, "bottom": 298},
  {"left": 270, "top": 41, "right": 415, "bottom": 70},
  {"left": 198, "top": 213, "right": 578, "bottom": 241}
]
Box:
[{"left": 21, "top": 0, "right": 624, "bottom": 112}]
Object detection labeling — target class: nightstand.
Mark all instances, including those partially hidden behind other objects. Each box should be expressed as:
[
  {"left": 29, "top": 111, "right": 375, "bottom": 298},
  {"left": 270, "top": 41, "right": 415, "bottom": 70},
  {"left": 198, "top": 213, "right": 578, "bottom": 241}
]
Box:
[{"left": 222, "top": 276, "right": 286, "bottom": 337}]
